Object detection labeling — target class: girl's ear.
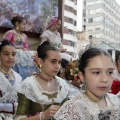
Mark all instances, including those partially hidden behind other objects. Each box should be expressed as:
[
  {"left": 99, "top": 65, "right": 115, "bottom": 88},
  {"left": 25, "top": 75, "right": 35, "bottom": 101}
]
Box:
[
  {"left": 15, "top": 22, "right": 19, "bottom": 27},
  {"left": 78, "top": 71, "right": 85, "bottom": 83},
  {"left": 36, "top": 58, "right": 43, "bottom": 66}
]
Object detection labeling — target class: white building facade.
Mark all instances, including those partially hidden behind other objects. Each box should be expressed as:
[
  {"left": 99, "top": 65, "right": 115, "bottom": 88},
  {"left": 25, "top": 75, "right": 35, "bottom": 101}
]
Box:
[
  {"left": 62, "top": 0, "right": 78, "bottom": 58},
  {"left": 82, "top": 0, "right": 120, "bottom": 52}
]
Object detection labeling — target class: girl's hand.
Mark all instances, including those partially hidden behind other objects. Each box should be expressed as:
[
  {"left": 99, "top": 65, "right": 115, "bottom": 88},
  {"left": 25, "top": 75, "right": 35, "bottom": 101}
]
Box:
[{"left": 41, "top": 105, "right": 60, "bottom": 120}]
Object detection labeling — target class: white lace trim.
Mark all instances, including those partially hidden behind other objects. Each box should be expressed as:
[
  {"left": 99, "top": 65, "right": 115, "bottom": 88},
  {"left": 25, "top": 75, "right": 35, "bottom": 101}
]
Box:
[
  {"left": 17, "top": 76, "right": 70, "bottom": 105},
  {"left": 15, "top": 49, "right": 35, "bottom": 67},
  {"left": 54, "top": 93, "right": 120, "bottom": 120},
  {"left": 0, "top": 70, "right": 22, "bottom": 102}
]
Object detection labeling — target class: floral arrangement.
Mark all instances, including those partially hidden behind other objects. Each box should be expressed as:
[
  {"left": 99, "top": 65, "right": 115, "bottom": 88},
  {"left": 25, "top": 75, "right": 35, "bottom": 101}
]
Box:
[
  {"left": 51, "top": 17, "right": 58, "bottom": 26},
  {"left": 64, "top": 59, "right": 81, "bottom": 88}
]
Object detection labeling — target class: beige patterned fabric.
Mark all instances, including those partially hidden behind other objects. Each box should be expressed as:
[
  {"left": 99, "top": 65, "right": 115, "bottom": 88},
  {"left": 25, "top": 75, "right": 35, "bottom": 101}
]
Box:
[{"left": 54, "top": 92, "right": 120, "bottom": 120}]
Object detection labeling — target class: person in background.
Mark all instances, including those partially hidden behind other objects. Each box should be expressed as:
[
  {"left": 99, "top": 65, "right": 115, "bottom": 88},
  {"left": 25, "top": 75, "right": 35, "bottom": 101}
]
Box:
[
  {"left": 0, "top": 40, "right": 22, "bottom": 120},
  {"left": 111, "top": 52, "right": 120, "bottom": 94},
  {"left": 40, "top": 16, "right": 66, "bottom": 53},
  {"left": 54, "top": 47, "right": 120, "bottom": 120},
  {"left": 113, "top": 52, "right": 120, "bottom": 80},
  {"left": 58, "top": 59, "right": 81, "bottom": 99},
  {"left": 14, "top": 43, "right": 70, "bottom": 120},
  {"left": 3, "top": 15, "right": 28, "bottom": 51},
  {"left": 3, "top": 16, "right": 38, "bottom": 80}
]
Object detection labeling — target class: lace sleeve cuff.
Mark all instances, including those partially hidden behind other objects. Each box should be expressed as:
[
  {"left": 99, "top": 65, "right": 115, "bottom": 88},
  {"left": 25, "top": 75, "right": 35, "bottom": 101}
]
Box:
[{"left": 14, "top": 115, "right": 27, "bottom": 120}]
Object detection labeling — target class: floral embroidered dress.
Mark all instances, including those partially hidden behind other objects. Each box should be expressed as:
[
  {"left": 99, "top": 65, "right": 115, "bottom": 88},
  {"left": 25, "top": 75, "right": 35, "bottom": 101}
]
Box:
[
  {"left": 0, "top": 70, "right": 22, "bottom": 120},
  {"left": 3, "top": 29, "right": 28, "bottom": 49},
  {"left": 54, "top": 92, "right": 120, "bottom": 120},
  {"left": 14, "top": 76, "right": 70, "bottom": 120}
]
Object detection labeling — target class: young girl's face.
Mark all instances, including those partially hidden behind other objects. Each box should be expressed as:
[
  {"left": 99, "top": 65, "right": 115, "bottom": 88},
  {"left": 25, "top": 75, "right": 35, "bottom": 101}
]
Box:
[
  {"left": 17, "top": 20, "right": 26, "bottom": 32},
  {"left": 53, "top": 20, "right": 61, "bottom": 31},
  {"left": 40, "top": 50, "right": 62, "bottom": 77},
  {"left": 79, "top": 55, "right": 114, "bottom": 100},
  {"left": 0, "top": 45, "right": 16, "bottom": 69}
]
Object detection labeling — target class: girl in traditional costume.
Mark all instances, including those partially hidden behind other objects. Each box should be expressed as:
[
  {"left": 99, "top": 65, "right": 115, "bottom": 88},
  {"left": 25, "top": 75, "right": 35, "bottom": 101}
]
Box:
[
  {"left": 111, "top": 52, "right": 120, "bottom": 94},
  {"left": 40, "top": 16, "right": 73, "bottom": 61},
  {"left": 54, "top": 48, "right": 120, "bottom": 120},
  {"left": 0, "top": 40, "right": 22, "bottom": 120},
  {"left": 14, "top": 43, "right": 70, "bottom": 120},
  {"left": 3, "top": 16, "right": 38, "bottom": 79},
  {"left": 3, "top": 15, "right": 28, "bottom": 51}
]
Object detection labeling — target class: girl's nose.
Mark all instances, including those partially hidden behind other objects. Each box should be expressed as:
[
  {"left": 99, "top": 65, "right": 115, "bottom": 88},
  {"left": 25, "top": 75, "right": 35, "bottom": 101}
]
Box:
[{"left": 101, "top": 74, "right": 108, "bottom": 82}]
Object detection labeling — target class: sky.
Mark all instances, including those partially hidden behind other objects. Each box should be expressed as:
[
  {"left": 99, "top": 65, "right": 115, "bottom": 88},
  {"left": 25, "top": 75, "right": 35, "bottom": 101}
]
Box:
[
  {"left": 77, "top": 0, "right": 83, "bottom": 31},
  {"left": 77, "top": 0, "right": 120, "bottom": 31}
]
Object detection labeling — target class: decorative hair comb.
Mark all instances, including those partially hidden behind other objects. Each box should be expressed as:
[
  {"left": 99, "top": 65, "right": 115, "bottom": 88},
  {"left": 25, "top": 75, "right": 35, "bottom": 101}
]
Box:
[{"left": 51, "top": 17, "right": 58, "bottom": 26}]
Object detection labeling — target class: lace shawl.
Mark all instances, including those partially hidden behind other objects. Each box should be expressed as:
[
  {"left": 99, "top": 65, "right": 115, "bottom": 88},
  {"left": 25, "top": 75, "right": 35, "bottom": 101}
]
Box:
[
  {"left": 0, "top": 70, "right": 22, "bottom": 102},
  {"left": 54, "top": 93, "right": 120, "bottom": 120},
  {"left": 17, "top": 76, "right": 70, "bottom": 105},
  {"left": 0, "top": 70, "right": 22, "bottom": 119}
]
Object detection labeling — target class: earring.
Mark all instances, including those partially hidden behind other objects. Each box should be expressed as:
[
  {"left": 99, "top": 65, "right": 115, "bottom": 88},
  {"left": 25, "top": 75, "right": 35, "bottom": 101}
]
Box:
[
  {"left": 39, "top": 65, "right": 42, "bottom": 72},
  {"left": 16, "top": 26, "right": 19, "bottom": 31},
  {"left": 80, "top": 82, "right": 86, "bottom": 93}
]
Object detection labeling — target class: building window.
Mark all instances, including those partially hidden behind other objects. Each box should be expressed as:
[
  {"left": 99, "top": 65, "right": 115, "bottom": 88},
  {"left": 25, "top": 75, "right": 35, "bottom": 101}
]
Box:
[
  {"left": 83, "top": 25, "right": 86, "bottom": 30},
  {"left": 69, "top": 7, "right": 73, "bottom": 12},
  {"left": 69, "top": 18, "right": 73, "bottom": 24},
  {"left": 88, "top": 18, "right": 93, "bottom": 23},
  {"left": 83, "top": 1, "right": 86, "bottom": 6},
  {"left": 95, "top": 28, "right": 100, "bottom": 30},
  {"left": 74, "top": 21, "right": 76, "bottom": 26},
  {"left": 68, "top": 29, "right": 73, "bottom": 35},
  {"left": 68, "top": 41, "right": 74, "bottom": 46},
  {"left": 89, "top": 35, "right": 93, "bottom": 39}
]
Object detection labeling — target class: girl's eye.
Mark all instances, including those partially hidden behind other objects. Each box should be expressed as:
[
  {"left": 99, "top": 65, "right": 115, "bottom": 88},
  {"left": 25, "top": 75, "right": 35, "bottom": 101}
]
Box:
[
  {"left": 107, "top": 71, "right": 113, "bottom": 75},
  {"left": 4, "top": 53, "right": 9, "bottom": 56},
  {"left": 58, "top": 61, "right": 62, "bottom": 64},
  {"left": 12, "top": 54, "right": 16, "bottom": 56},
  {"left": 93, "top": 72, "right": 100, "bottom": 75},
  {"left": 51, "top": 61, "right": 56, "bottom": 64}
]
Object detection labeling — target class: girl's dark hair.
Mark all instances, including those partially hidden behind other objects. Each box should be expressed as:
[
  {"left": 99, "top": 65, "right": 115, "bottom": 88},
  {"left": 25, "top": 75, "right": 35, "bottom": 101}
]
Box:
[
  {"left": 115, "top": 52, "right": 120, "bottom": 67},
  {"left": 11, "top": 16, "right": 24, "bottom": 26},
  {"left": 78, "top": 47, "right": 112, "bottom": 74},
  {"left": 0, "top": 40, "right": 15, "bottom": 52},
  {"left": 37, "top": 41, "right": 59, "bottom": 59}
]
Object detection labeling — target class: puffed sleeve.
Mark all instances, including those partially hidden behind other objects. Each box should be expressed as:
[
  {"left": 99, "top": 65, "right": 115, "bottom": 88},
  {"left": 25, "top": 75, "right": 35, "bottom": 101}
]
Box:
[{"left": 3, "top": 31, "right": 14, "bottom": 44}]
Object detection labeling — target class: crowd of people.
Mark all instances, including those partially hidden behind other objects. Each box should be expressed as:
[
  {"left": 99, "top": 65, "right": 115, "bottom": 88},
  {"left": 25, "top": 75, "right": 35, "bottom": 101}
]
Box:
[{"left": 0, "top": 15, "right": 120, "bottom": 120}]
